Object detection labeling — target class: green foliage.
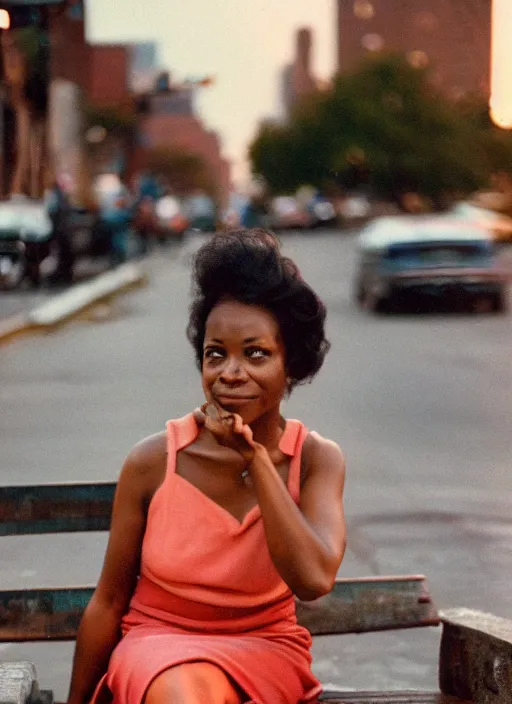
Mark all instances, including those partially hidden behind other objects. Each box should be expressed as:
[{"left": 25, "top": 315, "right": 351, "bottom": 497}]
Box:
[
  {"left": 250, "top": 54, "right": 512, "bottom": 203},
  {"left": 84, "top": 105, "right": 136, "bottom": 137},
  {"left": 144, "top": 147, "right": 215, "bottom": 197}
]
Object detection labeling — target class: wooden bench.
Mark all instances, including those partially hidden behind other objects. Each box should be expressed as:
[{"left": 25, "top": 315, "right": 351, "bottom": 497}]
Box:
[{"left": 1, "top": 483, "right": 511, "bottom": 703}]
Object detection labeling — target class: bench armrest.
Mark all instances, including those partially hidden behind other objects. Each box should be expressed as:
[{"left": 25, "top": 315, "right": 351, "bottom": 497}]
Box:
[{"left": 439, "top": 608, "right": 512, "bottom": 702}]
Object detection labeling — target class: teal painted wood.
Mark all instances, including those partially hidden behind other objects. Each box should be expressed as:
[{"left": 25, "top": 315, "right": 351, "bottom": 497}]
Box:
[
  {"left": 0, "top": 587, "right": 94, "bottom": 641},
  {"left": 296, "top": 576, "right": 439, "bottom": 635},
  {"left": 0, "top": 577, "right": 438, "bottom": 642},
  {"left": 0, "top": 483, "right": 116, "bottom": 535}
]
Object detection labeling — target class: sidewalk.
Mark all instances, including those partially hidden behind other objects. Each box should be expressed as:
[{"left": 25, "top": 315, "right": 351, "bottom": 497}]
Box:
[{"left": 0, "top": 258, "right": 147, "bottom": 345}]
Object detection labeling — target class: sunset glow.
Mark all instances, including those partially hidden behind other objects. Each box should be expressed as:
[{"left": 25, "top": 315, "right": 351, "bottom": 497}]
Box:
[
  {"left": 0, "top": 10, "right": 10, "bottom": 30},
  {"left": 490, "top": 0, "right": 512, "bottom": 129}
]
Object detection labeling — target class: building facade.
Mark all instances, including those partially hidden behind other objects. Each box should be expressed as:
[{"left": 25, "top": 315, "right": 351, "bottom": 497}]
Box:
[
  {"left": 136, "top": 91, "right": 231, "bottom": 207},
  {"left": 337, "top": 0, "right": 491, "bottom": 98},
  {"left": 281, "top": 27, "right": 318, "bottom": 117}
]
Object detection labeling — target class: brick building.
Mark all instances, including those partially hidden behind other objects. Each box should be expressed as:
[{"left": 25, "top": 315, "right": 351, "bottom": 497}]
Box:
[
  {"left": 281, "top": 27, "right": 318, "bottom": 117},
  {"left": 87, "top": 45, "right": 132, "bottom": 108},
  {"left": 135, "top": 87, "right": 231, "bottom": 206},
  {"left": 1, "top": 2, "right": 230, "bottom": 202},
  {"left": 49, "top": 0, "right": 88, "bottom": 90},
  {"left": 337, "top": 0, "right": 491, "bottom": 98}
]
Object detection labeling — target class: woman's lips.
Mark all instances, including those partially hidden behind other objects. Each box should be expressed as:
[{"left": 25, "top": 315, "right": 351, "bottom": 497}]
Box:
[{"left": 215, "top": 395, "right": 257, "bottom": 406}]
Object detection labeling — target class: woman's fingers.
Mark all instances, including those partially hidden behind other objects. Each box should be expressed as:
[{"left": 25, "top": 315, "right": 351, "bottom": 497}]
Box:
[{"left": 232, "top": 414, "right": 244, "bottom": 435}]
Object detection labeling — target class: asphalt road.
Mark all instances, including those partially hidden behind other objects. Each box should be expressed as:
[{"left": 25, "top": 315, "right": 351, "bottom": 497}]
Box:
[{"left": 1, "top": 230, "right": 512, "bottom": 698}]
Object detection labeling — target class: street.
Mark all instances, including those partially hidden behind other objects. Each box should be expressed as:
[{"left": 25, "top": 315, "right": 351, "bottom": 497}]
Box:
[{"left": 1, "top": 229, "right": 512, "bottom": 698}]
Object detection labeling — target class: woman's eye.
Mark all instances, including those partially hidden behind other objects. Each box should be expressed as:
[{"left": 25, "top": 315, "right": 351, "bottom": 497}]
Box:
[
  {"left": 246, "top": 348, "right": 269, "bottom": 359},
  {"left": 204, "top": 348, "right": 224, "bottom": 359}
]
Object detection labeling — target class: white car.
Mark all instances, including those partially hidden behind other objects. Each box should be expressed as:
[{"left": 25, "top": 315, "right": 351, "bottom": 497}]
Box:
[
  {"left": 354, "top": 216, "right": 509, "bottom": 313},
  {"left": 448, "top": 202, "right": 512, "bottom": 243}
]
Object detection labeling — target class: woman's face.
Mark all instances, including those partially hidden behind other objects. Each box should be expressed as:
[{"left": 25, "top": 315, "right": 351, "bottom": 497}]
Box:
[{"left": 202, "top": 300, "right": 287, "bottom": 424}]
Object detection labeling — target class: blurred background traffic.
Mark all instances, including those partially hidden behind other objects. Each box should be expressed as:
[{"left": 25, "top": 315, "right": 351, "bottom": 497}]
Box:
[
  {"left": 0, "top": 0, "right": 512, "bottom": 295},
  {"left": 2, "top": 1, "right": 512, "bottom": 696}
]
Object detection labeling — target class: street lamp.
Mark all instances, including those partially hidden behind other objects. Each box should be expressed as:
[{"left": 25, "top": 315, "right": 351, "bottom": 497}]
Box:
[{"left": 490, "top": 0, "right": 512, "bottom": 129}]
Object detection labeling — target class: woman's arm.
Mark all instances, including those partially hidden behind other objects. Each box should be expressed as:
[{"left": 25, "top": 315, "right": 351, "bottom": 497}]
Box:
[
  {"left": 66, "top": 435, "right": 165, "bottom": 704},
  {"left": 194, "top": 406, "right": 346, "bottom": 601},
  {"left": 249, "top": 432, "right": 346, "bottom": 601}
]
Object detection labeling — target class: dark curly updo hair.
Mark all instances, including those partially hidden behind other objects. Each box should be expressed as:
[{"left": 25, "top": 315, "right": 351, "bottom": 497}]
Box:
[{"left": 186, "top": 229, "right": 330, "bottom": 391}]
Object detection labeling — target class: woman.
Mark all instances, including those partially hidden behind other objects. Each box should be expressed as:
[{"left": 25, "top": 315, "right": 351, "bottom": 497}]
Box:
[{"left": 67, "top": 229, "right": 346, "bottom": 704}]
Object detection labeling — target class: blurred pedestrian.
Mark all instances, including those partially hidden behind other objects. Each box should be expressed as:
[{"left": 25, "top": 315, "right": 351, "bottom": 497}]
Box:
[
  {"left": 104, "top": 190, "right": 133, "bottom": 268},
  {"left": 47, "top": 175, "right": 74, "bottom": 286}
]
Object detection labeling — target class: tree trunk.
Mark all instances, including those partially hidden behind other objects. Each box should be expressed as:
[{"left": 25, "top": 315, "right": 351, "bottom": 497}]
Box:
[{"left": 1, "top": 29, "right": 49, "bottom": 198}]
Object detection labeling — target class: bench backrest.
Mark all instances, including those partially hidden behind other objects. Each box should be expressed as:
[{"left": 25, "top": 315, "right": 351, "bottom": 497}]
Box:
[{"left": 0, "top": 483, "right": 440, "bottom": 642}]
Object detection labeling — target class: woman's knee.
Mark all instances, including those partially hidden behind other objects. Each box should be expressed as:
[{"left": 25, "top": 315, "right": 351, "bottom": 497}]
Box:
[{"left": 144, "top": 662, "right": 243, "bottom": 704}]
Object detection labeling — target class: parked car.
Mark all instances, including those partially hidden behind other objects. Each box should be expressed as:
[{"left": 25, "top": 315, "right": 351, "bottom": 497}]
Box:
[
  {"left": 448, "top": 201, "right": 512, "bottom": 243},
  {"left": 354, "top": 216, "right": 509, "bottom": 313},
  {"left": 307, "top": 195, "right": 337, "bottom": 228},
  {"left": 155, "top": 195, "right": 189, "bottom": 240},
  {"left": 182, "top": 194, "right": 217, "bottom": 232},
  {"left": 270, "top": 196, "right": 313, "bottom": 230},
  {"left": 0, "top": 196, "right": 54, "bottom": 290}
]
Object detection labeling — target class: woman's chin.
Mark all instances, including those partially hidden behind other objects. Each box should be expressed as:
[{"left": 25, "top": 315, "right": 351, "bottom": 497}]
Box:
[{"left": 221, "top": 404, "right": 253, "bottom": 421}]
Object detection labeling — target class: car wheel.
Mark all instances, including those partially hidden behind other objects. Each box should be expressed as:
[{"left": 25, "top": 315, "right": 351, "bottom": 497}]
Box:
[
  {"left": 0, "top": 251, "right": 26, "bottom": 290},
  {"left": 355, "top": 281, "right": 366, "bottom": 307},
  {"left": 362, "top": 286, "right": 388, "bottom": 314},
  {"left": 490, "top": 289, "right": 508, "bottom": 314}
]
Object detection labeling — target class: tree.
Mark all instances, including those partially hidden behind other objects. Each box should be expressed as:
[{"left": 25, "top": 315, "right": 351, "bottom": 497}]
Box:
[
  {"left": 144, "top": 147, "right": 215, "bottom": 198},
  {"left": 250, "top": 54, "right": 512, "bottom": 205}
]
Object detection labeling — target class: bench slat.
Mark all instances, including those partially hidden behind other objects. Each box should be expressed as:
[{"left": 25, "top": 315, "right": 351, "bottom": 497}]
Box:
[
  {"left": 0, "top": 587, "right": 93, "bottom": 641},
  {"left": 318, "top": 694, "right": 470, "bottom": 703},
  {"left": 296, "top": 575, "right": 439, "bottom": 635},
  {"left": 0, "top": 576, "right": 439, "bottom": 642},
  {"left": 0, "top": 484, "right": 116, "bottom": 535}
]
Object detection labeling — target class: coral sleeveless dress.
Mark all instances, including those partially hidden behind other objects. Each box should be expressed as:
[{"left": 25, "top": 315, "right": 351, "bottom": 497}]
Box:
[{"left": 91, "top": 413, "right": 322, "bottom": 704}]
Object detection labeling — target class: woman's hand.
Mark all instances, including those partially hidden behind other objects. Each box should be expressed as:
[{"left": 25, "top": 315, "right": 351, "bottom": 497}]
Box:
[{"left": 193, "top": 403, "right": 261, "bottom": 463}]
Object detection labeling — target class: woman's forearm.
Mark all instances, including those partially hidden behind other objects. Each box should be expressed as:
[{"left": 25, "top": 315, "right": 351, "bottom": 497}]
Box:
[
  {"left": 248, "top": 450, "right": 339, "bottom": 600},
  {"left": 66, "top": 596, "right": 123, "bottom": 704}
]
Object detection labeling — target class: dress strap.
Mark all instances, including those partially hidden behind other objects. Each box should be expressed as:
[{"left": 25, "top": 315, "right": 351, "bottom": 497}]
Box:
[
  {"left": 165, "top": 414, "right": 308, "bottom": 501},
  {"left": 282, "top": 420, "right": 309, "bottom": 504},
  {"left": 165, "top": 413, "right": 200, "bottom": 474}
]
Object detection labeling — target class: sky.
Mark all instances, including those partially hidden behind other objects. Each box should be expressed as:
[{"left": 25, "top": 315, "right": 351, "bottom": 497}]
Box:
[{"left": 86, "top": 0, "right": 336, "bottom": 185}]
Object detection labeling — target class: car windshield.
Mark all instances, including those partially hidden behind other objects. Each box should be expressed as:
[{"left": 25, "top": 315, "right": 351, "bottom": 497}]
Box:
[{"left": 385, "top": 241, "right": 493, "bottom": 268}]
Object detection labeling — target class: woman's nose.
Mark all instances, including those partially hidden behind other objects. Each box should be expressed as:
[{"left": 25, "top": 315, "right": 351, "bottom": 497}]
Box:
[{"left": 220, "top": 358, "right": 247, "bottom": 382}]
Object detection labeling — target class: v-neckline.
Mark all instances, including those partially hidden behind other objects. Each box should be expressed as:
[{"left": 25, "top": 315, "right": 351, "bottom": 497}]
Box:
[
  {"left": 174, "top": 473, "right": 262, "bottom": 532},
  {"left": 173, "top": 418, "right": 296, "bottom": 532}
]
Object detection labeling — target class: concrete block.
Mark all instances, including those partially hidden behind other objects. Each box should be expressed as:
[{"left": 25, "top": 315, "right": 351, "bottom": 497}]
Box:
[
  {"left": 439, "top": 608, "right": 512, "bottom": 703},
  {"left": 0, "top": 662, "right": 40, "bottom": 704}
]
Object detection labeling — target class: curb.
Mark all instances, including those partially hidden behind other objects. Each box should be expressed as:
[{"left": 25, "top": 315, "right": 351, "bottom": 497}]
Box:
[{"left": 0, "top": 263, "right": 148, "bottom": 346}]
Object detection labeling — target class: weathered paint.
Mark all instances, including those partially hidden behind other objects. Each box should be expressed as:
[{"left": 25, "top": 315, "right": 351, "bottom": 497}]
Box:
[
  {"left": 439, "top": 609, "right": 512, "bottom": 703},
  {"left": 0, "top": 483, "right": 116, "bottom": 535},
  {"left": 296, "top": 576, "right": 440, "bottom": 635},
  {"left": 0, "top": 577, "right": 438, "bottom": 642},
  {"left": 0, "top": 587, "right": 94, "bottom": 642}
]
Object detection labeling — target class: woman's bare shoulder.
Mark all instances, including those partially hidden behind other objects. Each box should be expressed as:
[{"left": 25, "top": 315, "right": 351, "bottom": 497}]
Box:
[
  {"left": 302, "top": 430, "right": 345, "bottom": 478},
  {"left": 120, "top": 431, "right": 167, "bottom": 489}
]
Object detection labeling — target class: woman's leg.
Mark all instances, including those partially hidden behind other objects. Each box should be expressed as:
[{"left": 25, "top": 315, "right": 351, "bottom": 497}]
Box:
[{"left": 144, "top": 662, "right": 245, "bottom": 704}]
